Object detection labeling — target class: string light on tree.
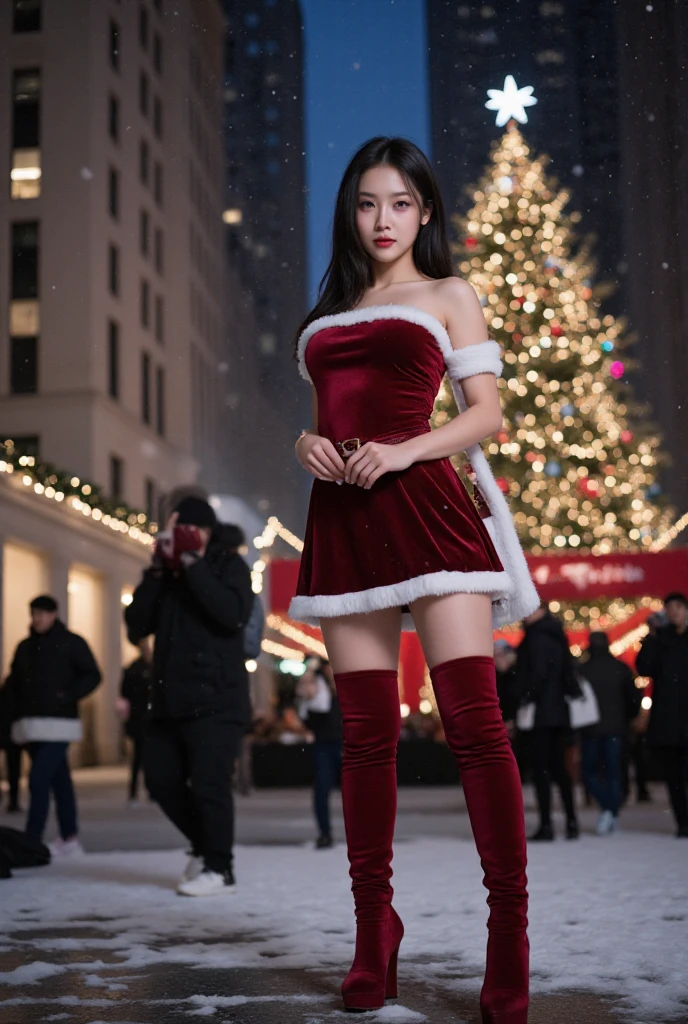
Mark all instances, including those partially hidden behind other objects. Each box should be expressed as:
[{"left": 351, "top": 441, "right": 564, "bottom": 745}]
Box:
[{"left": 433, "top": 124, "right": 672, "bottom": 599}]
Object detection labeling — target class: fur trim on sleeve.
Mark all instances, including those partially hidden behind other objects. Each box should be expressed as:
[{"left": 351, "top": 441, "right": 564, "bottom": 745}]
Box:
[{"left": 445, "top": 340, "right": 503, "bottom": 381}]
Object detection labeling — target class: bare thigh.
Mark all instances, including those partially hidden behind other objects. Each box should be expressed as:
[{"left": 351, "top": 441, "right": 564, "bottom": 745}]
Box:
[
  {"left": 320, "top": 607, "right": 402, "bottom": 674},
  {"left": 409, "top": 593, "right": 494, "bottom": 670}
]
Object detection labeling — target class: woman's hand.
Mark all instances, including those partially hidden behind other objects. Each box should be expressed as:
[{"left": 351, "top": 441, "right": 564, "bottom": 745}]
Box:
[
  {"left": 296, "top": 432, "right": 345, "bottom": 482},
  {"left": 344, "top": 440, "right": 415, "bottom": 490}
]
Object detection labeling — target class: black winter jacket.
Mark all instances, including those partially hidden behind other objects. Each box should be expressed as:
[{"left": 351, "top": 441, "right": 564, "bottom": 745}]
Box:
[
  {"left": 516, "top": 612, "right": 581, "bottom": 729},
  {"left": 125, "top": 553, "right": 254, "bottom": 724},
  {"left": 4, "top": 621, "right": 101, "bottom": 722},
  {"left": 577, "top": 650, "right": 640, "bottom": 737},
  {"left": 120, "top": 657, "right": 153, "bottom": 739},
  {"left": 635, "top": 625, "right": 688, "bottom": 747}
]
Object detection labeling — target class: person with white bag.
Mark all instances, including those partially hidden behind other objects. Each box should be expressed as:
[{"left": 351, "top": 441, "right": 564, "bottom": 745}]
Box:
[{"left": 515, "top": 605, "right": 583, "bottom": 841}]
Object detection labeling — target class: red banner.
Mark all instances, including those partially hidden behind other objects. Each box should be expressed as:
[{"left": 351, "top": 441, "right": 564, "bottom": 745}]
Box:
[
  {"left": 269, "top": 549, "right": 688, "bottom": 614},
  {"left": 526, "top": 550, "right": 688, "bottom": 602}
]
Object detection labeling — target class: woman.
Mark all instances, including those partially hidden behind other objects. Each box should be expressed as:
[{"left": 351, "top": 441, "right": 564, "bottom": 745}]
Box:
[{"left": 289, "top": 137, "right": 538, "bottom": 1021}]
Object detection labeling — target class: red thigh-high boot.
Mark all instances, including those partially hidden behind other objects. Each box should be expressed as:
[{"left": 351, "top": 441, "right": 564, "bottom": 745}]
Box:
[
  {"left": 430, "top": 656, "right": 529, "bottom": 1024},
  {"left": 334, "top": 670, "right": 404, "bottom": 1012}
]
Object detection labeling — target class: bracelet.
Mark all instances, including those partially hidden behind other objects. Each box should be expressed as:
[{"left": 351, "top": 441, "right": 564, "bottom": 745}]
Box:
[{"left": 296, "top": 429, "right": 314, "bottom": 447}]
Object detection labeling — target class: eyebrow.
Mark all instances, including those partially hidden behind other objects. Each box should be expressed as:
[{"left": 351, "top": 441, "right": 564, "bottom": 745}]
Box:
[{"left": 358, "top": 191, "right": 411, "bottom": 198}]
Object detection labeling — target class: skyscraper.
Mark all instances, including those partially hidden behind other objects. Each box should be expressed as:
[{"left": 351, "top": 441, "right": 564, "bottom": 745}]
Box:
[
  {"left": 426, "top": 0, "right": 623, "bottom": 293},
  {"left": 617, "top": 0, "right": 688, "bottom": 512},
  {"left": 0, "top": 0, "right": 231, "bottom": 762},
  {"left": 222, "top": 0, "right": 309, "bottom": 447}
]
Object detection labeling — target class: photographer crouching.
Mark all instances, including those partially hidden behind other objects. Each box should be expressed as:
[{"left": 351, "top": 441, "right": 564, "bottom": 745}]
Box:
[{"left": 125, "top": 496, "right": 254, "bottom": 896}]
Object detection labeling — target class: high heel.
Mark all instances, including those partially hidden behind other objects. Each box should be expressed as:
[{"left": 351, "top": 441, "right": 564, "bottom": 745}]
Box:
[
  {"left": 341, "top": 905, "right": 404, "bottom": 1010},
  {"left": 430, "top": 657, "right": 529, "bottom": 1023},
  {"left": 334, "top": 670, "right": 403, "bottom": 1013}
]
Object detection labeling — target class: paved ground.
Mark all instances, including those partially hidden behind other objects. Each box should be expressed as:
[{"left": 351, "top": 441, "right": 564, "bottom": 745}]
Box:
[
  {"left": 0, "top": 765, "right": 675, "bottom": 852},
  {"left": 0, "top": 771, "right": 681, "bottom": 1024}
]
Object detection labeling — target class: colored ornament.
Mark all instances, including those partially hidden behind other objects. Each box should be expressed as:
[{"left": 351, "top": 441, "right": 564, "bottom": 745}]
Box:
[
  {"left": 496, "top": 478, "right": 510, "bottom": 494},
  {"left": 551, "top": 325, "right": 563, "bottom": 337},
  {"left": 545, "top": 461, "right": 561, "bottom": 477},
  {"left": 601, "top": 340, "right": 614, "bottom": 352},
  {"left": 620, "top": 429, "right": 633, "bottom": 443},
  {"left": 466, "top": 236, "right": 478, "bottom": 249},
  {"left": 525, "top": 452, "right": 537, "bottom": 463},
  {"left": 578, "top": 477, "right": 599, "bottom": 498},
  {"left": 560, "top": 403, "right": 575, "bottom": 417},
  {"left": 648, "top": 482, "right": 662, "bottom": 497},
  {"left": 609, "top": 361, "right": 625, "bottom": 379},
  {"left": 496, "top": 430, "right": 509, "bottom": 444}
]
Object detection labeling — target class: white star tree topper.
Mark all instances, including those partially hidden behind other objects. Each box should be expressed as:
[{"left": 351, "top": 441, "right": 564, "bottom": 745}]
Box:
[{"left": 485, "top": 75, "right": 537, "bottom": 127}]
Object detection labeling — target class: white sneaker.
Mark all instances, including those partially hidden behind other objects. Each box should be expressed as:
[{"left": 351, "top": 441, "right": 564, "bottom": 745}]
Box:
[
  {"left": 177, "top": 869, "right": 236, "bottom": 897},
  {"left": 49, "top": 837, "right": 86, "bottom": 858},
  {"left": 596, "top": 810, "right": 614, "bottom": 836},
  {"left": 179, "top": 854, "right": 204, "bottom": 885}
]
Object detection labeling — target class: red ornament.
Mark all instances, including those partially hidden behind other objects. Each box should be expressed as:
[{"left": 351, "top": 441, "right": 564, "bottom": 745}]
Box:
[
  {"left": 578, "top": 477, "right": 599, "bottom": 498},
  {"left": 496, "top": 478, "right": 509, "bottom": 494},
  {"left": 496, "top": 430, "right": 509, "bottom": 444},
  {"left": 525, "top": 452, "right": 537, "bottom": 463},
  {"left": 620, "top": 429, "right": 633, "bottom": 443},
  {"left": 551, "top": 325, "right": 564, "bottom": 337},
  {"left": 513, "top": 333, "right": 523, "bottom": 342},
  {"left": 466, "top": 237, "right": 478, "bottom": 249}
]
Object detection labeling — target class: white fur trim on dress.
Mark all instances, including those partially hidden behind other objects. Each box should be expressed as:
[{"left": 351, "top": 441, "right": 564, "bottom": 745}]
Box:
[
  {"left": 289, "top": 568, "right": 513, "bottom": 626},
  {"left": 295, "top": 304, "right": 539, "bottom": 627}
]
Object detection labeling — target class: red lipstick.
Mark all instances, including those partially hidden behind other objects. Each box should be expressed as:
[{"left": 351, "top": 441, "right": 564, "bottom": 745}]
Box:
[{"left": 374, "top": 238, "right": 395, "bottom": 248}]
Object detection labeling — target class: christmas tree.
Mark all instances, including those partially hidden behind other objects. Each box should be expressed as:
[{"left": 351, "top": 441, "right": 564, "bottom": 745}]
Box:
[{"left": 435, "top": 125, "right": 672, "bottom": 572}]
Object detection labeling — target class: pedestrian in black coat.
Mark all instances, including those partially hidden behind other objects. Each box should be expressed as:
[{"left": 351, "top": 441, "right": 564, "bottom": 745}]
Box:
[
  {"left": 516, "top": 606, "right": 581, "bottom": 841},
  {"left": 578, "top": 632, "right": 641, "bottom": 834},
  {"left": 117, "top": 638, "right": 153, "bottom": 804},
  {"left": 4, "top": 595, "right": 101, "bottom": 852},
  {"left": 0, "top": 684, "right": 22, "bottom": 813},
  {"left": 125, "top": 496, "right": 255, "bottom": 894},
  {"left": 635, "top": 592, "right": 688, "bottom": 837},
  {"left": 296, "top": 658, "right": 342, "bottom": 849}
]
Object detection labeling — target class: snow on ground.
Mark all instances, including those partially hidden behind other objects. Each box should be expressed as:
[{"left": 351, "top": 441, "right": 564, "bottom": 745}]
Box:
[{"left": 1, "top": 834, "right": 687, "bottom": 1022}]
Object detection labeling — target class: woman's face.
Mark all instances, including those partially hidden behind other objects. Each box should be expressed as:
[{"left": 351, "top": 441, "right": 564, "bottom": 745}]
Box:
[{"left": 356, "top": 164, "right": 430, "bottom": 266}]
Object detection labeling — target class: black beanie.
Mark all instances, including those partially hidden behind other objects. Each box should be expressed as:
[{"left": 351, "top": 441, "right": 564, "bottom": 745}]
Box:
[
  {"left": 30, "top": 594, "right": 58, "bottom": 612},
  {"left": 175, "top": 495, "right": 217, "bottom": 528}
]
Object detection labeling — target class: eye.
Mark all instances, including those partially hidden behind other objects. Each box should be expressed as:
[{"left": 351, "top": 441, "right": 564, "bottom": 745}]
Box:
[
  {"left": 395, "top": 200, "right": 410, "bottom": 209},
  {"left": 358, "top": 200, "right": 374, "bottom": 210}
]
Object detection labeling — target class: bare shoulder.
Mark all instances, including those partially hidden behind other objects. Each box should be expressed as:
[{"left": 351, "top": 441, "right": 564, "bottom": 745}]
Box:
[{"left": 435, "top": 277, "right": 488, "bottom": 350}]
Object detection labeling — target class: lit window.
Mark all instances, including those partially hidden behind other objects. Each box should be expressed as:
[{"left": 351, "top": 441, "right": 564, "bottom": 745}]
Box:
[
  {"left": 222, "top": 208, "right": 242, "bottom": 224},
  {"left": 11, "top": 69, "right": 41, "bottom": 199},
  {"left": 10, "top": 299, "right": 40, "bottom": 336},
  {"left": 246, "top": 41, "right": 260, "bottom": 57}
]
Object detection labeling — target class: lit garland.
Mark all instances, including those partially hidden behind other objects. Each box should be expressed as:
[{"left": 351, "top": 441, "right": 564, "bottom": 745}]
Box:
[
  {"left": 0, "top": 440, "right": 156, "bottom": 546},
  {"left": 262, "top": 637, "right": 306, "bottom": 661},
  {"left": 651, "top": 510, "right": 688, "bottom": 552},
  {"left": 266, "top": 613, "right": 328, "bottom": 658},
  {"left": 437, "top": 124, "right": 673, "bottom": 559},
  {"left": 251, "top": 515, "right": 304, "bottom": 594}
]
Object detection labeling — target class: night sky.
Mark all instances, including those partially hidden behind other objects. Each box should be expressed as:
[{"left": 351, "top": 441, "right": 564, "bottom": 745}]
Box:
[{"left": 300, "top": 0, "right": 429, "bottom": 301}]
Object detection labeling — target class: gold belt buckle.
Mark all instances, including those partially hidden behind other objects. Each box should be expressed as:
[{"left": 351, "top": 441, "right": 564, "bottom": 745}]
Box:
[{"left": 336, "top": 437, "right": 361, "bottom": 458}]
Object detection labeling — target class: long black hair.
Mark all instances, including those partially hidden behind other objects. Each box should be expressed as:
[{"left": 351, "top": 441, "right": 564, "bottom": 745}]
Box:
[{"left": 295, "top": 137, "right": 453, "bottom": 350}]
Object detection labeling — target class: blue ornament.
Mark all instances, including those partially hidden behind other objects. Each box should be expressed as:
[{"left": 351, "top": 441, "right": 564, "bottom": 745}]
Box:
[
  {"left": 560, "top": 403, "right": 575, "bottom": 417},
  {"left": 601, "top": 340, "right": 614, "bottom": 352},
  {"left": 647, "top": 483, "right": 662, "bottom": 497},
  {"left": 545, "top": 461, "right": 561, "bottom": 477}
]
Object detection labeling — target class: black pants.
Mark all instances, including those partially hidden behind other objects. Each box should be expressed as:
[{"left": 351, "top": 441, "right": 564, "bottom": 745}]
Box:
[
  {"left": 532, "top": 727, "right": 576, "bottom": 827},
  {"left": 3, "top": 742, "right": 22, "bottom": 809},
  {"left": 128, "top": 735, "right": 145, "bottom": 800},
  {"left": 312, "top": 739, "right": 342, "bottom": 838},
  {"left": 144, "top": 715, "right": 242, "bottom": 874},
  {"left": 657, "top": 744, "right": 688, "bottom": 830},
  {"left": 26, "top": 742, "right": 78, "bottom": 841}
]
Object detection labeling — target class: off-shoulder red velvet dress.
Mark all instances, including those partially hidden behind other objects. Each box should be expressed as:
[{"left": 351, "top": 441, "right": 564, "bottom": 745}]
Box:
[{"left": 288, "top": 307, "right": 514, "bottom": 627}]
